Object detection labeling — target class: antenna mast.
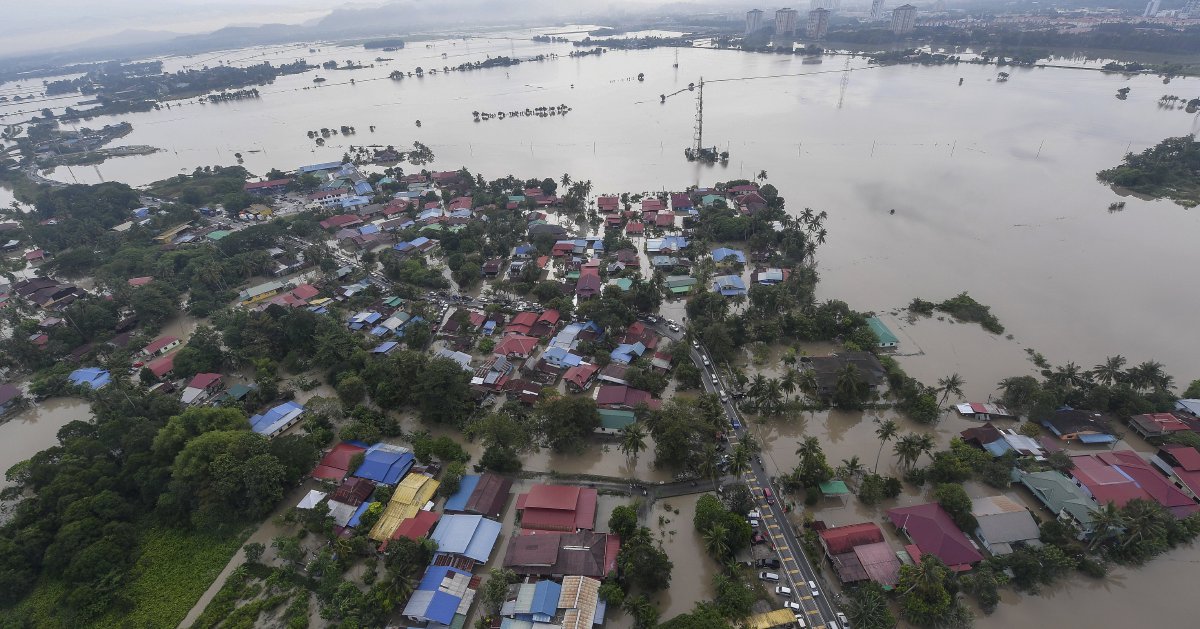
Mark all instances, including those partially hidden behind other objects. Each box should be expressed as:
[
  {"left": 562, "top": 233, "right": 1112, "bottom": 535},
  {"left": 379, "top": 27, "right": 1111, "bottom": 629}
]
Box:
[{"left": 694, "top": 77, "right": 704, "bottom": 153}]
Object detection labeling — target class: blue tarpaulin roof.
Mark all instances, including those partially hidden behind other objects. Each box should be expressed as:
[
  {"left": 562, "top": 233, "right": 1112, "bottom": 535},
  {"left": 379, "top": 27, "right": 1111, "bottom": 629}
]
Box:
[
  {"left": 249, "top": 401, "right": 304, "bottom": 436},
  {"left": 431, "top": 514, "right": 502, "bottom": 563},
  {"left": 354, "top": 446, "right": 415, "bottom": 485},
  {"left": 348, "top": 500, "right": 374, "bottom": 528},
  {"left": 403, "top": 565, "right": 470, "bottom": 624},
  {"left": 444, "top": 474, "right": 481, "bottom": 512},
  {"left": 69, "top": 367, "right": 110, "bottom": 390}
]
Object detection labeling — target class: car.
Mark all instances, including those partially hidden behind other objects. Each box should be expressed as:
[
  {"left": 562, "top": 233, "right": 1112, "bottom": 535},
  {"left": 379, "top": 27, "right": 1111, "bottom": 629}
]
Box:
[
  {"left": 747, "top": 518, "right": 760, "bottom": 527},
  {"left": 719, "top": 392, "right": 729, "bottom": 403},
  {"left": 702, "top": 356, "right": 711, "bottom": 366},
  {"left": 784, "top": 601, "right": 801, "bottom": 611},
  {"left": 747, "top": 509, "right": 761, "bottom": 519},
  {"left": 691, "top": 340, "right": 699, "bottom": 349},
  {"left": 837, "top": 612, "right": 850, "bottom": 627},
  {"left": 793, "top": 615, "right": 807, "bottom": 628},
  {"left": 731, "top": 417, "right": 742, "bottom": 430},
  {"left": 775, "top": 586, "right": 793, "bottom": 597},
  {"left": 711, "top": 374, "right": 719, "bottom": 384},
  {"left": 758, "top": 571, "right": 779, "bottom": 582},
  {"left": 808, "top": 580, "right": 820, "bottom": 596},
  {"left": 751, "top": 532, "right": 767, "bottom": 545},
  {"left": 757, "top": 558, "right": 780, "bottom": 569},
  {"left": 764, "top": 487, "right": 775, "bottom": 503}
]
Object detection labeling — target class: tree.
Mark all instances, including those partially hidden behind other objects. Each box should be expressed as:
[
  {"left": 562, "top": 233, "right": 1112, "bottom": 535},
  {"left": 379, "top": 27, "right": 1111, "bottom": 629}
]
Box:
[
  {"left": 1183, "top": 379, "right": 1200, "bottom": 399},
  {"left": 336, "top": 374, "right": 367, "bottom": 405},
  {"left": 243, "top": 542, "right": 265, "bottom": 564},
  {"left": 415, "top": 357, "right": 474, "bottom": 424},
  {"left": 838, "top": 455, "right": 865, "bottom": 482},
  {"left": 833, "top": 363, "right": 869, "bottom": 409},
  {"left": 933, "top": 483, "right": 976, "bottom": 531},
  {"left": 617, "top": 527, "right": 673, "bottom": 592},
  {"left": 620, "top": 423, "right": 648, "bottom": 470},
  {"left": 535, "top": 396, "right": 600, "bottom": 453},
  {"left": 844, "top": 581, "right": 896, "bottom": 629},
  {"left": 793, "top": 436, "right": 833, "bottom": 488},
  {"left": 1092, "top": 355, "right": 1127, "bottom": 386},
  {"left": 712, "top": 572, "right": 754, "bottom": 620},
  {"left": 609, "top": 504, "right": 639, "bottom": 539},
  {"left": 873, "top": 418, "right": 899, "bottom": 473},
  {"left": 623, "top": 594, "right": 660, "bottom": 629},
  {"left": 896, "top": 554, "right": 962, "bottom": 627},
  {"left": 937, "top": 373, "right": 964, "bottom": 406},
  {"left": 893, "top": 434, "right": 923, "bottom": 470},
  {"left": 479, "top": 568, "right": 515, "bottom": 617},
  {"left": 438, "top": 461, "right": 467, "bottom": 497},
  {"left": 703, "top": 523, "right": 731, "bottom": 559}
]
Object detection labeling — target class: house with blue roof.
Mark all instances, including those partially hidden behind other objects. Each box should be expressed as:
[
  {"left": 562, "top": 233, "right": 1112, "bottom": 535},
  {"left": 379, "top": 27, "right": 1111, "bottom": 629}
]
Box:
[
  {"left": 549, "top": 321, "right": 603, "bottom": 351},
  {"left": 501, "top": 580, "right": 562, "bottom": 624},
  {"left": 435, "top": 348, "right": 474, "bottom": 371},
  {"left": 250, "top": 401, "right": 305, "bottom": 438},
  {"left": 348, "top": 311, "right": 383, "bottom": 330},
  {"left": 298, "top": 161, "right": 343, "bottom": 174},
  {"left": 353, "top": 180, "right": 374, "bottom": 196},
  {"left": 443, "top": 475, "right": 482, "bottom": 512},
  {"left": 430, "top": 514, "right": 503, "bottom": 563},
  {"left": 341, "top": 195, "right": 371, "bottom": 209},
  {"left": 711, "top": 247, "right": 746, "bottom": 264},
  {"left": 611, "top": 342, "right": 647, "bottom": 365},
  {"left": 712, "top": 275, "right": 747, "bottom": 296},
  {"left": 358, "top": 224, "right": 380, "bottom": 236},
  {"left": 402, "top": 565, "right": 474, "bottom": 626},
  {"left": 513, "top": 244, "right": 535, "bottom": 259},
  {"left": 646, "top": 235, "right": 688, "bottom": 254},
  {"left": 69, "top": 367, "right": 110, "bottom": 390},
  {"left": 449, "top": 208, "right": 472, "bottom": 219},
  {"left": 542, "top": 346, "right": 584, "bottom": 369},
  {"left": 353, "top": 443, "right": 415, "bottom": 485},
  {"left": 372, "top": 341, "right": 400, "bottom": 354}
]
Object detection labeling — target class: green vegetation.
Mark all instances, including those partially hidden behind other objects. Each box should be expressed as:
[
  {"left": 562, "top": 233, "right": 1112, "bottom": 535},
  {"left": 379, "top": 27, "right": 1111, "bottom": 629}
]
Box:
[
  {"left": 909, "top": 292, "right": 1005, "bottom": 334},
  {"left": 1098, "top": 135, "right": 1200, "bottom": 207}
]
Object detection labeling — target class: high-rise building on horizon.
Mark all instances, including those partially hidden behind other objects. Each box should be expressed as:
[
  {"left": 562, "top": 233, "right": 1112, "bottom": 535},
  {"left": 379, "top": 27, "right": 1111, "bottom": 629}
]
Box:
[
  {"left": 809, "top": 0, "right": 840, "bottom": 10},
  {"left": 807, "top": 8, "right": 831, "bottom": 40},
  {"left": 891, "top": 4, "right": 917, "bottom": 35},
  {"left": 1183, "top": 0, "right": 1199, "bottom": 18},
  {"left": 746, "top": 9, "right": 764, "bottom": 34},
  {"left": 1143, "top": 0, "right": 1161, "bottom": 17},
  {"left": 775, "top": 8, "right": 800, "bottom": 36},
  {"left": 870, "top": 0, "right": 886, "bottom": 19}
]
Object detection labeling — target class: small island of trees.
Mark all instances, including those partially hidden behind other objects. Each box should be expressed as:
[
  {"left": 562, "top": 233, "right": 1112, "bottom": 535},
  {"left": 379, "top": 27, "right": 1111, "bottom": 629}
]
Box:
[{"left": 1097, "top": 135, "right": 1200, "bottom": 207}]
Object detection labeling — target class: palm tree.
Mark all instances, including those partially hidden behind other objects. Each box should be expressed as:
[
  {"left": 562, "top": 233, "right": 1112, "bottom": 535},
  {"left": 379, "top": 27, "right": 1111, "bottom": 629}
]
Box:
[
  {"left": 757, "top": 170, "right": 768, "bottom": 181},
  {"left": 873, "top": 418, "right": 899, "bottom": 473},
  {"left": 763, "top": 378, "right": 783, "bottom": 414},
  {"left": 833, "top": 363, "right": 867, "bottom": 408},
  {"left": 893, "top": 434, "right": 922, "bottom": 470},
  {"left": 795, "top": 369, "right": 818, "bottom": 403},
  {"left": 915, "top": 433, "right": 936, "bottom": 463},
  {"left": 748, "top": 373, "right": 768, "bottom": 411},
  {"left": 1049, "top": 361, "right": 1089, "bottom": 390},
  {"left": 1118, "top": 499, "right": 1167, "bottom": 550},
  {"left": 815, "top": 228, "right": 828, "bottom": 245},
  {"left": 839, "top": 455, "right": 865, "bottom": 483},
  {"left": 937, "top": 373, "right": 965, "bottom": 406},
  {"left": 560, "top": 173, "right": 572, "bottom": 188},
  {"left": 1088, "top": 501, "right": 1125, "bottom": 550},
  {"left": 620, "top": 426, "right": 648, "bottom": 477},
  {"left": 1092, "top": 355, "right": 1126, "bottom": 387},
  {"left": 796, "top": 436, "right": 822, "bottom": 464},
  {"left": 703, "top": 523, "right": 730, "bottom": 558},
  {"left": 730, "top": 443, "right": 751, "bottom": 478},
  {"left": 780, "top": 369, "right": 797, "bottom": 402}
]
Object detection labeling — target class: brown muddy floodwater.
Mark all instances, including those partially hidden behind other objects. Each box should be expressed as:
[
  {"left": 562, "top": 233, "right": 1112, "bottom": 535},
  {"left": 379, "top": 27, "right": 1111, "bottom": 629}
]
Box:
[{"left": 0, "top": 397, "right": 91, "bottom": 488}]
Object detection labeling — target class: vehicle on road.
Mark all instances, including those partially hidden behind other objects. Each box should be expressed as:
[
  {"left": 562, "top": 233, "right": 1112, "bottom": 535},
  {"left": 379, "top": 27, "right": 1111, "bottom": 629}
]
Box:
[
  {"left": 793, "top": 615, "right": 807, "bottom": 627},
  {"left": 747, "top": 518, "right": 760, "bottom": 527},
  {"left": 764, "top": 487, "right": 775, "bottom": 503},
  {"left": 775, "top": 586, "right": 793, "bottom": 597},
  {"left": 691, "top": 340, "right": 699, "bottom": 349},
  {"left": 837, "top": 612, "right": 849, "bottom": 627},
  {"left": 752, "top": 532, "right": 767, "bottom": 545},
  {"left": 711, "top": 374, "right": 719, "bottom": 385},
  {"left": 719, "top": 392, "right": 728, "bottom": 402},
  {"left": 784, "top": 601, "right": 801, "bottom": 611},
  {"left": 747, "top": 509, "right": 761, "bottom": 519},
  {"left": 807, "top": 580, "right": 819, "bottom": 596},
  {"left": 758, "top": 571, "right": 779, "bottom": 582},
  {"left": 731, "top": 416, "right": 742, "bottom": 430}
]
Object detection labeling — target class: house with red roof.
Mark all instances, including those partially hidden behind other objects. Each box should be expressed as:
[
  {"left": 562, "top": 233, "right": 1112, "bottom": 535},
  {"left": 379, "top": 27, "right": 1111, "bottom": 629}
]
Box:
[
  {"left": 516, "top": 484, "right": 598, "bottom": 531},
  {"left": 576, "top": 270, "right": 602, "bottom": 299},
  {"left": 290, "top": 284, "right": 320, "bottom": 302},
  {"left": 25, "top": 249, "right": 46, "bottom": 265},
  {"left": 886, "top": 503, "right": 982, "bottom": 571},
  {"left": 595, "top": 384, "right": 658, "bottom": 410},
  {"left": 494, "top": 334, "right": 540, "bottom": 360},
  {"left": 1152, "top": 445, "right": 1200, "bottom": 502},
  {"left": 145, "top": 352, "right": 177, "bottom": 380},
  {"left": 319, "top": 214, "right": 364, "bottom": 230},
  {"left": 181, "top": 373, "right": 223, "bottom": 405},
  {"left": 141, "top": 335, "right": 181, "bottom": 358},
  {"left": 818, "top": 522, "right": 900, "bottom": 587},
  {"left": 127, "top": 276, "right": 154, "bottom": 287},
  {"left": 641, "top": 197, "right": 666, "bottom": 212},
  {"left": 597, "top": 196, "right": 620, "bottom": 213},
  {"left": 654, "top": 212, "right": 675, "bottom": 228},
  {"left": 621, "top": 321, "right": 659, "bottom": 349},
  {"left": 529, "top": 310, "right": 561, "bottom": 338},
  {"left": 1071, "top": 451, "right": 1200, "bottom": 518},
  {"left": 670, "top": 192, "right": 693, "bottom": 210},
  {"left": 505, "top": 311, "right": 539, "bottom": 336},
  {"left": 564, "top": 363, "right": 599, "bottom": 392},
  {"left": 625, "top": 221, "right": 645, "bottom": 236},
  {"left": 312, "top": 441, "right": 368, "bottom": 481},
  {"left": 1127, "top": 412, "right": 1192, "bottom": 440},
  {"left": 729, "top": 183, "right": 758, "bottom": 194},
  {"left": 244, "top": 178, "right": 292, "bottom": 194}
]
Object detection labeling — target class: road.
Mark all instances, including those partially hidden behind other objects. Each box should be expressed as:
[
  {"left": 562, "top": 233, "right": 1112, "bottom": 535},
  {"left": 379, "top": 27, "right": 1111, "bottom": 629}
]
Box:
[{"left": 653, "top": 318, "right": 840, "bottom": 629}]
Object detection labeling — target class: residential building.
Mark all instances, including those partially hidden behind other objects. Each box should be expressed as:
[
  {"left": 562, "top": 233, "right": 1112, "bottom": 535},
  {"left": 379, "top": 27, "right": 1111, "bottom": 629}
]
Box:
[
  {"left": 886, "top": 503, "right": 982, "bottom": 571},
  {"left": 564, "top": 363, "right": 600, "bottom": 392},
  {"left": 141, "top": 335, "right": 181, "bottom": 358},
  {"left": 1037, "top": 408, "right": 1117, "bottom": 444},
  {"left": 1069, "top": 451, "right": 1200, "bottom": 518},
  {"left": 870, "top": 0, "right": 885, "bottom": 19},
  {"left": 353, "top": 443, "right": 415, "bottom": 486},
  {"left": 503, "top": 532, "right": 618, "bottom": 579},
  {"left": 180, "top": 373, "right": 223, "bottom": 405},
  {"left": 238, "top": 280, "right": 286, "bottom": 305},
  {"left": 371, "top": 473, "right": 440, "bottom": 542},
  {"left": 401, "top": 565, "right": 475, "bottom": 627},
  {"left": 971, "top": 495, "right": 1041, "bottom": 555},
  {"left": 711, "top": 247, "right": 746, "bottom": 264},
  {"left": 249, "top": 401, "right": 305, "bottom": 438},
  {"left": 818, "top": 522, "right": 900, "bottom": 586},
  {"left": 775, "top": 8, "right": 799, "bottom": 35},
  {"left": 430, "top": 514, "right": 503, "bottom": 564},
  {"left": 745, "top": 8, "right": 764, "bottom": 33},
  {"left": 954, "top": 402, "right": 1016, "bottom": 421},
  {"left": 1128, "top": 412, "right": 1192, "bottom": 440},
  {"left": 712, "top": 274, "right": 747, "bottom": 296},
  {"left": 891, "top": 4, "right": 917, "bottom": 34},
  {"left": 312, "top": 441, "right": 368, "bottom": 482},
  {"left": 1013, "top": 469, "right": 1098, "bottom": 538},
  {"left": 1144, "top": 0, "right": 1161, "bottom": 17},
  {"left": 960, "top": 423, "right": 1047, "bottom": 459},
  {"left": 808, "top": 351, "right": 885, "bottom": 398},
  {"left": 596, "top": 408, "right": 636, "bottom": 435},
  {"left": 443, "top": 473, "right": 513, "bottom": 519},
  {"left": 69, "top": 367, "right": 110, "bottom": 390},
  {"left": 0, "top": 384, "right": 23, "bottom": 416},
  {"left": 516, "top": 484, "right": 598, "bottom": 531},
  {"left": 807, "top": 8, "right": 831, "bottom": 39},
  {"left": 596, "top": 384, "right": 658, "bottom": 410},
  {"left": 1151, "top": 445, "right": 1200, "bottom": 501}
]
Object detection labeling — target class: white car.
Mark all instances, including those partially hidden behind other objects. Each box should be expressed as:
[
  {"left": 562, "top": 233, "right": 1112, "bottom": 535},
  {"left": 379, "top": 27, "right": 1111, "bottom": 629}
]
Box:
[
  {"left": 784, "top": 601, "right": 801, "bottom": 611},
  {"left": 747, "top": 509, "right": 762, "bottom": 519},
  {"left": 775, "top": 586, "right": 793, "bottom": 597},
  {"left": 793, "top": 616, "right": 807, "bottom": 628},
  {"left": 837, "top": 612, "right": 849, "bottom": 627},
  {"left": 808, "top": 580, "right": 820, "bottom": 596},
  {"left": 747, "top": 518, "right": 760, "bottom": 527}
]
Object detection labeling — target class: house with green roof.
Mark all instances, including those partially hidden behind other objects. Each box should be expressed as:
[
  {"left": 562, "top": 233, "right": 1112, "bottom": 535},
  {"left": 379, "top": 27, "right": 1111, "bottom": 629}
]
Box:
[
  {"left": 1013, "top": 469, "right": 1097, "bottom": 539},
  {"left": 866, "top": 317, "right": 899, "bottom": 349},
  {"left": 607, "top": 278, "right": 633, "bottom": 292},
  {"left": 596, "top": 409, "right": 636, "bottom": 435},
  {"left": 665, "top": 275, "right": 697, "bottom": 295},
  {"left": 207, "top": 230, "right": 232, "bottom": 241}
]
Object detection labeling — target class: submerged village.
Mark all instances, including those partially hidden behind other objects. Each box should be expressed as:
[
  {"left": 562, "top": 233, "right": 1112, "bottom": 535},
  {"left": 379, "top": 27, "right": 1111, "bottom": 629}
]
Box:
[{"left": 0, "top": 152, "right": 1199, "bottom": 629}]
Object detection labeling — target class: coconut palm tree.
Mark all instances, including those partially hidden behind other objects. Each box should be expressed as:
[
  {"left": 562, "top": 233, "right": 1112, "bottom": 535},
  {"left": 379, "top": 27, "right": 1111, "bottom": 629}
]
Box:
[
  {"left": 704, "top": 523, "right": 730, "bottom": 558},
  {"left": 1092, "top": 355, "right": 1126, "bottom": 386},
  {"left": 833, "top": 363, "right": 868, "bottom": 409},
  {"left": 780, "top": 369, "right": 798, "bottom": 402},
  {"left": 1088, "top": 501, "right": 1125, "bottom": 550},
  {"left": 800, "top": 207, "right": 815, "bottom": 225},
  {"left": 915, "top": 433, "right": 937, "bottom": 463},
  {"left": 730, "top": 444, "right": 751, "bottom": 478},
  {"left": 937, "top": 373, "right": 965, "bottom": 406},
  {"left": 796, "top": 368, "right": 818, "bottom": 403},
  {"left": 1049, "top": 361, "right": 1090, "bottom": 390},
  {"left": 815, "top": 228, "right": 828, "bottom": 245},
  {"left": 757, "top": 170, "right": 768, "bottom": 181},
  {"left": 560, "top": 173, "right": 572, "bottom": 188},
  {"left": 796, "top": 436, "right": 822, "bottom": 464},
  {"left": 873, "top": 418, "right": 899, "bottom": 473},
  {"left": 839, "top": 455, "right": 865, "bottom": 482},
  {"left": 620, "top": 424, "right": 647, "bottom": 471},
  {"left": 763, "top": 378, "right": 784, "bottom": 414},
  {"left": 748, "top": 373, "right": 768, "bottom": 411},
  {"left": 893, "top": 434, "right": 922, "bottom": 470},
  {"left": 1118, "top": 499, "right": 1167, "bottom": 551}
]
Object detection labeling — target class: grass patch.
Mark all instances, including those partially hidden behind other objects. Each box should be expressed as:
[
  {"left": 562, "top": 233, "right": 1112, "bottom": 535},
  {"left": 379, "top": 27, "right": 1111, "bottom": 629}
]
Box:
[{"left": 99, "top": 526, "right": 251, "bottom": 628}]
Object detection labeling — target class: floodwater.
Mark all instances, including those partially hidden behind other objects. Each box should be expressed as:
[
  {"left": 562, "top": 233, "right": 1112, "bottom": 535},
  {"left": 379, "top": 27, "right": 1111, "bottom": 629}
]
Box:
[
  {"left": 646, "top": 493, "right": 721, "bottom": 622},
  {"left": 0, "top": 396, "right": 91, "bottom": 487},
  {"left": 6, "top": 32, "right": 1200, "bottom": 626}
]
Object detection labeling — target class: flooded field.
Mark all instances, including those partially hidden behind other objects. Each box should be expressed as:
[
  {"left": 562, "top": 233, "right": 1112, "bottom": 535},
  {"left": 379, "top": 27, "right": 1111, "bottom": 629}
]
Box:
[{"left": 0, "top": 396, "right": 92, "bottom": 487}]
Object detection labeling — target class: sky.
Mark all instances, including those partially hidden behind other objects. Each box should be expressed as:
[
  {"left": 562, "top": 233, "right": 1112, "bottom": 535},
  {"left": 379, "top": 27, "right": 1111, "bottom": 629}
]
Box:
[{"left": 0, "top": 0, "right": 709, "bottom": 58}]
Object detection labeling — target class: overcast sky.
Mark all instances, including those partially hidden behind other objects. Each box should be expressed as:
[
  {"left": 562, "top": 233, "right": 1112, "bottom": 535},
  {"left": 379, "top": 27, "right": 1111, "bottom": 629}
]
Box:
[{"left": 2, "top": 0, "right": 714, "bottom": 58}]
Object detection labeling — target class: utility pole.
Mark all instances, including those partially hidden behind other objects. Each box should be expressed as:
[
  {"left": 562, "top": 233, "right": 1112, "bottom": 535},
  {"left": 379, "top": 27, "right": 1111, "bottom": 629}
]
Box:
[{"left": 694, "top": 77, "right": 704, "bottom": 153}]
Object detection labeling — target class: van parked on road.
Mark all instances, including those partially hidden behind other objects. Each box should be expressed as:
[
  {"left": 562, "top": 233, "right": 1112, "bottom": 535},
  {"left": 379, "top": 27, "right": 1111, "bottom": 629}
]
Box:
[{"left": 764, "top": 487, "right": 775, "bottom": 503}]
